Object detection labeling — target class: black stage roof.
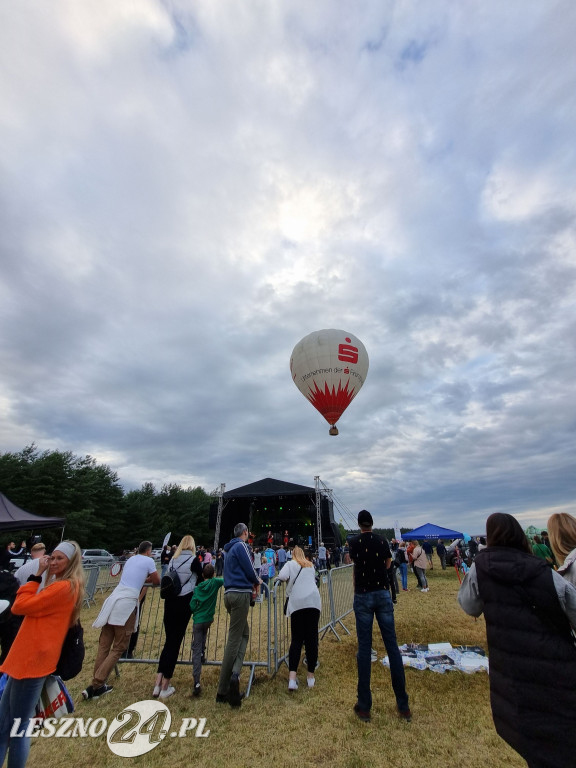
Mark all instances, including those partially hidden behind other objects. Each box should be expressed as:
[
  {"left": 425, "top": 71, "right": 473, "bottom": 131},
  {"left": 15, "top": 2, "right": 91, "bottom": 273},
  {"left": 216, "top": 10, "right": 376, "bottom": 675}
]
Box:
[
  {"left": 209, "top": 478, "right": 340, "bottom": 549},
  {"left": 222, "top": 478, "right": 316, "bottom": 498}
]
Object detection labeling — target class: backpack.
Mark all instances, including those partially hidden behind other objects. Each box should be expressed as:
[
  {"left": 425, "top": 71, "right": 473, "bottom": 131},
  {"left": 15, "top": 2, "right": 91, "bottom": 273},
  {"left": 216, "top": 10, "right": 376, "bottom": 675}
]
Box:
[
  {"left": 160, "top": 556, "right": 193, "bottom": 599},
  {"left": 394, "top": 549, "right": 406, "bottom": 566}
]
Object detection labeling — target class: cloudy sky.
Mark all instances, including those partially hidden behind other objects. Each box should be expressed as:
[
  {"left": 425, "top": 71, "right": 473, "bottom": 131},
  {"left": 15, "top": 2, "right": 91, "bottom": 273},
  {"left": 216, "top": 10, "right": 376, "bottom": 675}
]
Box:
[{"left": 1, "top": 0, "right": 575, "bottom": 534}]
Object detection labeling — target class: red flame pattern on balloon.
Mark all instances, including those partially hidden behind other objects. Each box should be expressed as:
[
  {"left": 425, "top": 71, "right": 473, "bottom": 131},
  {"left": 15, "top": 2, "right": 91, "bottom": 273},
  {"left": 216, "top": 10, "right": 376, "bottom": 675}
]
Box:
[{"left": 306, "top": 379, "right": 357, "bottom": 425}]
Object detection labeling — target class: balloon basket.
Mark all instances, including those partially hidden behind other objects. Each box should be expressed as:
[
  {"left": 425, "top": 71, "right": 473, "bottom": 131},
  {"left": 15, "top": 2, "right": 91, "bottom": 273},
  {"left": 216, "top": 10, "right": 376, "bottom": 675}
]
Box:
[{"left": 329, "top": 426, "right": 339, "bottom": 436}]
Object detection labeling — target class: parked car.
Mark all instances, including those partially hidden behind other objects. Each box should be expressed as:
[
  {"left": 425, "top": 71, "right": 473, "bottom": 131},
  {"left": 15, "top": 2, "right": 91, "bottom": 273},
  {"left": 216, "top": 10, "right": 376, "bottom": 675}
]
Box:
[
  {"left": 82, "top": 548, "right": 115, "bottom": 566},
  {"left": 151, "top": 549, "right": 163, "bottom": 561}
]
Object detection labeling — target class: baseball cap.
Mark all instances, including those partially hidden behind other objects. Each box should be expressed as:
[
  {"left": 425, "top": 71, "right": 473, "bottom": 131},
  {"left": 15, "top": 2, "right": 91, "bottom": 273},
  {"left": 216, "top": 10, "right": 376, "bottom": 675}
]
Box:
[{"left": 358, "top": 510, "right": 373, "bottom": 526}]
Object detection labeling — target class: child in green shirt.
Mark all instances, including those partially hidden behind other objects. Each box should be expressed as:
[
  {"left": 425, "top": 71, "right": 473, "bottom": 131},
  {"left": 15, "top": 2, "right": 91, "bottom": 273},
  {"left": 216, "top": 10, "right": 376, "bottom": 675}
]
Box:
[{"left": 189, "top": 563, "right": 224, "bottom": 696}]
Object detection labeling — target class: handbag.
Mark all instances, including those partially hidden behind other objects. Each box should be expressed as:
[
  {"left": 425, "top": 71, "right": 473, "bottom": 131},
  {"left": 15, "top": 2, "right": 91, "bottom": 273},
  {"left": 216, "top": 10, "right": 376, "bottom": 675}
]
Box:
[
  {"left": 55, "top": 621, "right": 85, "bottom": 681},
  {"left": 36, "top": 675, "right": 75, "bottom": 721},
  {"left": 283, "top": 566, "right": 303, "bottom": 615}
]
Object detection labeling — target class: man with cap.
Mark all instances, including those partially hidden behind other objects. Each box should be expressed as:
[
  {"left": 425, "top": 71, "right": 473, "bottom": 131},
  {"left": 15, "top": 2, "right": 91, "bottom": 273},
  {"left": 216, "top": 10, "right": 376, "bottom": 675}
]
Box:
[{"left": 349, "top": 509, "right": 411, "bottom": 723}]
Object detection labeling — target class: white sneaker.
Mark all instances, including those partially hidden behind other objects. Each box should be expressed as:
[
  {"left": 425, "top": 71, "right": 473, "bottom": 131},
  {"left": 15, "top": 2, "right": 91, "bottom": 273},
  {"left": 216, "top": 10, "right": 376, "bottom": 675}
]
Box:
[
  {"left": 288, "top": 679, "right": 298, "bottom": 691},
  {"left": 307, "top": 677, "right": 315, "bottom": 688},
  {"left": 421, "top": 588, "right": 429, "bottom": 593},
  {"left": 159, "top": 686, "right": 175, "bottom": 699},
  {"left": 152, "top": 685, "right": 161, "bottom": 698}
]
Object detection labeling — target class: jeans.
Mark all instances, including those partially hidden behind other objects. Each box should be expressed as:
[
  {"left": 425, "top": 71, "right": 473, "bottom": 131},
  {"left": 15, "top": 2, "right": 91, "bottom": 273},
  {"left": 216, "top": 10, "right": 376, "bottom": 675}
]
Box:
[
  {"left": 398, "top": 563, "right": 408, "bottom": 590},
  {"left": 414, "top": 566, "right": 428, "bottom": 589},
  {"left": 353, "top": 590, "right": 409, "bottom": 713},
  {"left": 0, "top": 675, "right": 47, "bottom": 768},
  {"left": 191, "top": 621, "right": 212, "bottom": 684},
  {"left": 261, "top": 575, "right": 269, "bottom": 598}
]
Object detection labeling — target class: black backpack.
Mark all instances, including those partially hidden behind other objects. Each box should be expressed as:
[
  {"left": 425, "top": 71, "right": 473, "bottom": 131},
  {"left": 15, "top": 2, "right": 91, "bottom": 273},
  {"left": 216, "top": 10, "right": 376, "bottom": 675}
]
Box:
[
  {"left": 160, "top": 556, "right": 193, "bottom": 599},
  {"left": 394, "top": 549, "right": 406, "bottom": 566}
]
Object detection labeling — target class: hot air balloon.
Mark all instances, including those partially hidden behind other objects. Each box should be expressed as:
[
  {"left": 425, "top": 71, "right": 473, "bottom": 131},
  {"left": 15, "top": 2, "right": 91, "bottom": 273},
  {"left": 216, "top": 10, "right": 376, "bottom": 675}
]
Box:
[{"left": 290, "top": 329, "right": 369, "bottom": 435}]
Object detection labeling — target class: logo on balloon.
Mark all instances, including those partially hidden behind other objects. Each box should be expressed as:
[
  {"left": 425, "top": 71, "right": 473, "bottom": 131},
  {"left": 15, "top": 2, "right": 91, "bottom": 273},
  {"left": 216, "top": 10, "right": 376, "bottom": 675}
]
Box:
[{"left": 337, "top": 340, "right": 359, "bottom": 364}]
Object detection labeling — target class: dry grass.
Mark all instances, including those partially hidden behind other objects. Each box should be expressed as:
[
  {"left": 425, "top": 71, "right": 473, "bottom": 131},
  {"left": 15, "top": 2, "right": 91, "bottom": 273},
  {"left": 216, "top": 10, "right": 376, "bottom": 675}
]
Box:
[{"left": 27, "top": 567, "right": 525, "bottom": 768}]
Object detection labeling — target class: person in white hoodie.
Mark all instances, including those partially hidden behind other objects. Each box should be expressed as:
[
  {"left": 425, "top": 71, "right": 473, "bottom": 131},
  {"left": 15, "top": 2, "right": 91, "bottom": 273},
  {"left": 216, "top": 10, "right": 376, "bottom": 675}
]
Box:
[
  {"left": 548, "top": 513, "right": 576, "bottom": 587},
  {"left": 82, "top": 540, "right": 159, "bottom": 699},
  {"left": 276, "top": 546, "right": 321, "bottom": 691}
]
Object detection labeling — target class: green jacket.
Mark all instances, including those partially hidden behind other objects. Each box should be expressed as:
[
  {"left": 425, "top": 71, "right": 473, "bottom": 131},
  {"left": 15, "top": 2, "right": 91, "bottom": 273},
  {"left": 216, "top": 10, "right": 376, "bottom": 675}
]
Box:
[
  {"left": 532, "top": 542, "right": 553, "bottom": 563},
  {"left": 189, "top": 577, "right": 224, "bottom": 623}
]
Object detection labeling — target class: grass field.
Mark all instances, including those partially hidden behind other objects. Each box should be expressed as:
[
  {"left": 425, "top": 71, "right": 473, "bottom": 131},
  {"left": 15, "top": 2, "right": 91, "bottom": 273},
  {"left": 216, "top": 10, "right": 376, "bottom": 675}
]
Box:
[{"left": 27, "top": 566, "right": 525, "bottom": 768}]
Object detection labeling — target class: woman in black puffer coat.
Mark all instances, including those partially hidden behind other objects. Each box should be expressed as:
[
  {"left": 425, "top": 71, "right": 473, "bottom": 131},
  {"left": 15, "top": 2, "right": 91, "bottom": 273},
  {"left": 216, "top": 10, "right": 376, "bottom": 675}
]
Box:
[{"left": 458, "top": 512, "right": 576, "bottom": 768}]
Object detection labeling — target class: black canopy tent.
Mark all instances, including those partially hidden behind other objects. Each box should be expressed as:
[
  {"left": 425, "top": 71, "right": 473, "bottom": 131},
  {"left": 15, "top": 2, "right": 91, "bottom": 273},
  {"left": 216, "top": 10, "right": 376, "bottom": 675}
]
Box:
[
  {"left": 209, "top": 477, "right": 341, "bottom": 549},
  {"left": 0, "top": 492, "right": 65, "bottom": 534}
]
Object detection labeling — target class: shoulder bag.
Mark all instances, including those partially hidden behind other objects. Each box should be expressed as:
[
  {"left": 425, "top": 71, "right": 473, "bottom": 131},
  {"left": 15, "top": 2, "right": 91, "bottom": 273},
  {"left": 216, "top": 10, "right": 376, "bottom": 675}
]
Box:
[
  {"left": 283, "top": 566, "right": 303, "bottom": 615},
  {"left": 55, "top": 620, "right": 85, "bottom": 680}
]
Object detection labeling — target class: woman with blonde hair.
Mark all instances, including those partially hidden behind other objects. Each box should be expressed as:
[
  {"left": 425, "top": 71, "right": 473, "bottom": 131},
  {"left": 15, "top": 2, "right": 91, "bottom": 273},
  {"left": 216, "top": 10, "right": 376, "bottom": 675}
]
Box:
[
  {"left": 276, "top": 546, "right": 321, "bottom": 691},
  {"left": 548, "top": 513, "right": 576, "bottom": 587},
  {"left": 153, "top": 534, "right": 203, "bottom": 699},
  {"left": 0, "top": 540, "right": 84, "bottom": 768}
]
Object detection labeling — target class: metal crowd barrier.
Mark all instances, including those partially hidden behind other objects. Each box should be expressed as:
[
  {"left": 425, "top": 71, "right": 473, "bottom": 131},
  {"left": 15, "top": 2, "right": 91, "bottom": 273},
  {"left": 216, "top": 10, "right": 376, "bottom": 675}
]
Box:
[
  {"left": 82, "top": 566, "right": 100, "bottom": 608},
  {"left": 327, "top": 564, "right": 355, "bottom": 638},
  {"left": 94, "top": 563, "right": 123, "bottom": 594},
  {"left": 270, "top": 564, "right": 353, "bottom": 670},
  {"left": 116, "top": 564, "right": 355, "bottom": 690},
  {"left": 81, "top": 562, "right": 123, "bottom": 601},
  {"left": 117, "top": 583, "right": 272, "bottom": 697}
]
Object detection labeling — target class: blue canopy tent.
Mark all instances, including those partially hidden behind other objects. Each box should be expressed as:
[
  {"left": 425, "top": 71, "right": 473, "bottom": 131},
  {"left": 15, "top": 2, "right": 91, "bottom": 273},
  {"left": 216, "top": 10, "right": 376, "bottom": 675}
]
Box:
[{"left": 402, "top": 523, "right": 463, "bottom": 540}]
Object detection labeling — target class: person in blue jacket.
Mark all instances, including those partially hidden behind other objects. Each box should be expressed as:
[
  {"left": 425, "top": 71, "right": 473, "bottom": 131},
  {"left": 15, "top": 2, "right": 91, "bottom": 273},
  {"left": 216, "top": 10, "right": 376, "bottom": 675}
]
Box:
[{"left": 216, "top": 523, "right": 262, "bottom": 708}]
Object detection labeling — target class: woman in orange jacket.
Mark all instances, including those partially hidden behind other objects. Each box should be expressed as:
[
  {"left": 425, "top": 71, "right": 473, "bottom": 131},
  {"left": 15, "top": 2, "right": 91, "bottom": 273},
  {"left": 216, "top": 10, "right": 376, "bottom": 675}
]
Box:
[{"left": 0, "top": 540, "right": 84, "bottom": 768}]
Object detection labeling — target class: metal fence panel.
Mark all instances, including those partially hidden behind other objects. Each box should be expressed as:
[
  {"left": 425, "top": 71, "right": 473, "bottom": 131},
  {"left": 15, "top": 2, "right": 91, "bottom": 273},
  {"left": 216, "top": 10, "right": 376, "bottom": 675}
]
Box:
[
  {"left": 327, "top": 564, "right": 354, "bottom": 637},
  {"left": 118, "top": 565, "right": 355, "bottom": 684},
  {"left": 83, "top": 567, "right": 100, "bottom": 608}
]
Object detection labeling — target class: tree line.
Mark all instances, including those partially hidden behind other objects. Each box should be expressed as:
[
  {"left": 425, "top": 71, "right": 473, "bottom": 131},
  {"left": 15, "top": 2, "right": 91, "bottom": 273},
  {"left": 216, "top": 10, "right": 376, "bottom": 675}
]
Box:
[{"left": 0, "top": 445, "right": 212, "bottom": 552}]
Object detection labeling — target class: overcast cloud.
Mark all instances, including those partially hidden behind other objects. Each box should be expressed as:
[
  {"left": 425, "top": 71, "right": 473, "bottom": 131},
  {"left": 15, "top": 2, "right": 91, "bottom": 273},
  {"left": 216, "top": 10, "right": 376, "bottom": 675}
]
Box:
[{"left": 1, "top": 0, "right": 575, "bottom": 533}]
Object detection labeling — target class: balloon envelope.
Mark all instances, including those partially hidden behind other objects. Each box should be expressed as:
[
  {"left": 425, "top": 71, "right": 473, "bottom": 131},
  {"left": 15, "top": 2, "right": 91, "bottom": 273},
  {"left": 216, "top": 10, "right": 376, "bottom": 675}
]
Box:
[{"left": 290, "top": 329, "right": 369, "bottom": 433}]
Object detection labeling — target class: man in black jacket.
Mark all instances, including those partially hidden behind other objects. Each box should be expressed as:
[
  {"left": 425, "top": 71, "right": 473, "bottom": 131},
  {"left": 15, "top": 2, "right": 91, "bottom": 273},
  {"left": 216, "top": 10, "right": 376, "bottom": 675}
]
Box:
[{"left": 349, "top": 510, "right": 411, "bottom": 723}]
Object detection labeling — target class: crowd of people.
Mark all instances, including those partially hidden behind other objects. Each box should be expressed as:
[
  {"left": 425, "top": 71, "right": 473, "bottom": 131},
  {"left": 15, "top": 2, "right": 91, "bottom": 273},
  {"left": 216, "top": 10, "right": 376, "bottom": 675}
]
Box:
[{"left": 1, "top": 510, "right": 576, "bottom": 768}]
